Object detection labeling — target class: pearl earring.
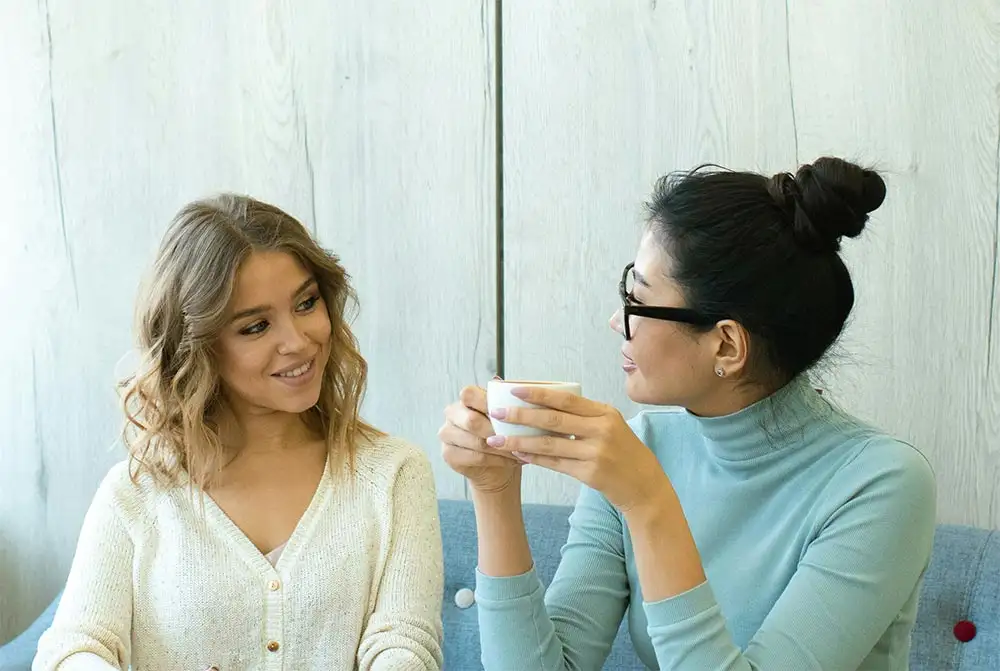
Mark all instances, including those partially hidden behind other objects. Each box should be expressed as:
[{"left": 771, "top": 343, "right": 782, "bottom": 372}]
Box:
[{"left": 715, "top": 368, "right": 725, "bottom": 378}]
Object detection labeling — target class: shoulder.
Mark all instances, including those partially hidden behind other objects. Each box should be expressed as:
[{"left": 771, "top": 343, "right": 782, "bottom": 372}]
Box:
[
  {"left": 92, "top": 458, "right": 161, "bottom": 507},
  {"left": 836, "top": 433, "right": 936, "bottom": 507},
  {"left": 353, "top": 434, "right": 437, "bottom": 496},
  {"left": 83, "top": 459, "right": 167, "bottom": 533}
]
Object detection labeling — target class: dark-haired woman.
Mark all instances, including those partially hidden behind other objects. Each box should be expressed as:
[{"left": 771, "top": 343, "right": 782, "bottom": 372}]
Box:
[{"left": 439, "top": 157, "right": 936, "bottom": 670}]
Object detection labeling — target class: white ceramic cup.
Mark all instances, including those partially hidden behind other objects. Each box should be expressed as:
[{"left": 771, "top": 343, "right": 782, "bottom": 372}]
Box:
[{"left": 486, "top": 379, "right": 583, "bottom": 437}]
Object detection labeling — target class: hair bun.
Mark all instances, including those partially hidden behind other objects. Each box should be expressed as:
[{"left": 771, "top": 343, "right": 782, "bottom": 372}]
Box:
[{"left": 768, "top": 157, "right": 886, "bottom": 254}]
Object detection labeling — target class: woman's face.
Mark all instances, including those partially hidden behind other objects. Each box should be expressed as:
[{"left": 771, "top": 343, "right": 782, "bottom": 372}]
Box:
[
  {"left": 610, "top": 232, "right": 724, "bottom": 411},
  {"left": 215, "top": 250, "right": 332, "bottom": 418}
]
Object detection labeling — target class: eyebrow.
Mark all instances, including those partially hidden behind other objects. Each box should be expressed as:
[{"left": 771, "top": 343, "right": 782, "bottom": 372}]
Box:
[
  {"left": 229, "top": 277, "right": 317, "bottom": 323},
  {"left": 631, "top": 267, "right": 651, "bottom": 288}
]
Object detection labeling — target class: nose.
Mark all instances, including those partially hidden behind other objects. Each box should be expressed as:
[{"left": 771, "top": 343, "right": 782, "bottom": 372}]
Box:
[
  {"left": 276, "top": 317, "right": 310, "bottom": 355},
  {"left": 609, "top": 308, "right": 625, "bottom": 336}
]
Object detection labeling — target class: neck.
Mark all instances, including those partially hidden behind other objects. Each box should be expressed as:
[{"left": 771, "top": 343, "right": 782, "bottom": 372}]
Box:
[
  {"left": 218, "top": 404, "right": 318, "bottom": 455},
  {"left": 686, "top": 375, "right": 831, "bottom": 463},
  {"left": 686, "top": 380, "right": 773, "bottom": 418}
]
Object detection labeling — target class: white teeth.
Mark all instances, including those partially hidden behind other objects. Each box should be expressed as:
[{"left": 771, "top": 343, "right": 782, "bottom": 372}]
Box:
[{"left": 277, "top": 360, "right": 312, "bottom": 378}]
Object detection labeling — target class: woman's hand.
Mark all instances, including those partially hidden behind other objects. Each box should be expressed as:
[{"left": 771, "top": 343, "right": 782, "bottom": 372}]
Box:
[
  {"left": 439, "top": 384, "right": 522, "bottom": 495},
  {"left": 485, "top": 385, "right": 667, "bottom": 512}
]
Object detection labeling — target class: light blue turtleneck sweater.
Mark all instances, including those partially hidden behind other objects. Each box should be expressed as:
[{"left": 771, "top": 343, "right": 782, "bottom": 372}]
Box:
[{"left": 474, "top": 376, "right": 937, "bottom": 670}]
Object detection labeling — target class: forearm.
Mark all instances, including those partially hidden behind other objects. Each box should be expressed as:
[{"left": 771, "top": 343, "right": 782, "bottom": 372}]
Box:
[
  {"left": 52, "top": 652, "right": 120, "bottom": 670},
  {"left": 470, "top": 472, "right": 533, "bottom": 577},
  {"left": 624, "top": 482, "right": 706, "bottom": 603}
]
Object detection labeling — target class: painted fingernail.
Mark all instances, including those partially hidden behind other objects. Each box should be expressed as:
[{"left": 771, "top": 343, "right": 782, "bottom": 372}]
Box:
[
  {"left": 511, "top": 387, "right": 529, "bottom": 399},
  {"left": 512, "top": 451, "right": 531, "bottom": 463},
  {"left": 486, "top": 435, "right": 506, "bottom": 448},
  {"left": 489, "top": 408, "right": 507, "bottom": 419}
]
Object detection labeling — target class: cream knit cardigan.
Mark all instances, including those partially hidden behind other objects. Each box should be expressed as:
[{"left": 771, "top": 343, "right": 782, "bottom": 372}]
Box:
[{"left": 32, "top": 436, "right": 444, "bottom": 670}]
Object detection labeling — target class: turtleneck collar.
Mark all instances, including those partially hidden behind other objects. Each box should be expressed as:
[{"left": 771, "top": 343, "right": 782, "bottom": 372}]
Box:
[{"left": 685, "top": 375, "right": 834, "bottom": 463}]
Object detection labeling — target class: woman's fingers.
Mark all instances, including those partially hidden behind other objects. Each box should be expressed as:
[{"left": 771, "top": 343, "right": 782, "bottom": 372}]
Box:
[
  {"left": 489, "top": 406, "right": 588, "bottom": 437},
  {"left": 438, "top": 420, "right": 520, "bottom": 462},
  {"left": 459, "top": 384, "right": 488, "bottom": 414},
  {"left": 444, "top": 397, "right": 494, "bottom": 439},
  {"left": 444, "top": 443, "right": 522, "bottom": 468}
]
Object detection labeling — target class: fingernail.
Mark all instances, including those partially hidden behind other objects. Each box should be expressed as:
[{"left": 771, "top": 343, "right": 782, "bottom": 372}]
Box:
[
  {"left": 511, "top": 387, "right": 529, "bottom": 399},
  {"left": 512, "top": 451, "right": 531, "bottom": 463},
  {"left": 489, "top": 407, "right": 507, "bottom": 419},
  {"left": 486, "top": 435, "right": 506, "bottom": 448}
]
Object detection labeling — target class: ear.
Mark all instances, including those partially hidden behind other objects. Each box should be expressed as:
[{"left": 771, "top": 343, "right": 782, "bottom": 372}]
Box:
[{"left": 712, "top": 319, "right": 750, "bottom": 378}]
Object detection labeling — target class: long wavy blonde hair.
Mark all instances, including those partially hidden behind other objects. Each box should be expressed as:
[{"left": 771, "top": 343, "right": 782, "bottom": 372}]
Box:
[{"left": 120, "top": 194, "right": 382, "bottom": 489}]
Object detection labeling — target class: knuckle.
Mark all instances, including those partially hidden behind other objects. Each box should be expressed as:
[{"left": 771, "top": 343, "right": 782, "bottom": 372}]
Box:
[
  {"left": 460, "top": 408, "right": 488, "bottom": 436},
  {"left": 459, "top": 385, "right": 483, "bottom": 406},
  {"left": 542, "top": 413, "right": 561, "bottom": 430},
  {"left": 469, "top": 413, "right": 493, "bottom": 437}
]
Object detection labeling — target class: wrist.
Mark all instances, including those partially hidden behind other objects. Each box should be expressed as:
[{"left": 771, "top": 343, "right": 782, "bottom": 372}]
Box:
[
  {"left": 622, "top": 479, "right": 678, "bottom": 528},
  {"left": 469, "top": 467, "right": 522, "bottom": 499},
  {"left": 471, "top": 476, "right": 522, "bottom": 507}
]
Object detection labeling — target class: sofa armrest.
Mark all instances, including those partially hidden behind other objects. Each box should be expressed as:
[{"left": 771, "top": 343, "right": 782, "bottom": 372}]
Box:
[{"left": 0, "top": 592, "right": 61, "bottom": 671}]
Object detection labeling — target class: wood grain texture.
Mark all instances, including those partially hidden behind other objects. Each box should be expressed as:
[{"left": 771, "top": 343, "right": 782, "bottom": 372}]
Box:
[
  {"left": 0, "top": 0, "right": 495, "bottom": 642},
  {"left": 502, "top": 0, "right": 796, "bottom": 504},
  {"left": 283, "top": 0, "right": 498, "bottom": 502},
  {"left": 787, "top": 0, "right": 1000, "bottom": 528}
]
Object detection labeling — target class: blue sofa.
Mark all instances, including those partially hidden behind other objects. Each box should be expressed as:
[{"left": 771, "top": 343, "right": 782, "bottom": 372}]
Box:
[{"left": 3, "top": 500, "right": 998, "bottom": 669}]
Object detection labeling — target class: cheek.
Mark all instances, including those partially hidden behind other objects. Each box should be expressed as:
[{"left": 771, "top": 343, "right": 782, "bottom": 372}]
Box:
[
  {"left": 308, "top": 305, "right": 333, "bottom": 346},
  {"left": 216, "top": 338, "right": 272, "bottom": 388},
  {"left": 632, "top": 325, "right": 706, "bottom": 387}
]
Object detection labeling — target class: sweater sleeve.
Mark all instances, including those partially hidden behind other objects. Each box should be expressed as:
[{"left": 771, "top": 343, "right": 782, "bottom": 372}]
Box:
[
  {"left": 474, "top": 484, "right": 630, "bottom": 670},
  {"left": 32, "top": 466, "right": 133, "bottom": 671},
  {"left": 644, "top": 442, "right": 937, "bottom": 670},
  {"left": 357, "top": 447, "right": 444, "bottom": 670}
]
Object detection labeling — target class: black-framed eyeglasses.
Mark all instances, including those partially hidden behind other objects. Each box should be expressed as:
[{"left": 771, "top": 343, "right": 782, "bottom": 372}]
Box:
[{"left": 618, "top": 262, "right": 721, "bottom": 340}]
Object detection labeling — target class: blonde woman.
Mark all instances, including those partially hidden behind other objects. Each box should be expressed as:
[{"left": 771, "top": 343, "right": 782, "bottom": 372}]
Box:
[{"left": 33, "top": 195, "right": 444, "bottom": 670}]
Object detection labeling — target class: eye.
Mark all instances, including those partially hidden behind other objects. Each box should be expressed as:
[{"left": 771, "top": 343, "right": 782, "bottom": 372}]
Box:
[
  {"left": 239, "top": 320, "right": 268, "bottom": 336},
  {"left": 297, "top": 294, "right": 321, "bottom": 312},
  {"left": 626, "top": 291, "right": 643, "bottom": 306}
]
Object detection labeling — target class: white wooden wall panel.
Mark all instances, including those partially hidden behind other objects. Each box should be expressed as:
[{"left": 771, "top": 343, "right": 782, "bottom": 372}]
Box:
[
  {"left": 0, "top": 0, "right": 495, "bottom": 642},
  {"left": 786, "top": 0, "right": 1000, "bottom": 528},
  {"left": 502, "top": 1, "right": 796, "bottom": 504}
]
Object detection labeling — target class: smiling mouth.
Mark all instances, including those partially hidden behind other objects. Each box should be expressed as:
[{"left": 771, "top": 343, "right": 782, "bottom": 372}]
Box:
[{"left": 273, "top": 359, "right": 314, "bottom": 378}]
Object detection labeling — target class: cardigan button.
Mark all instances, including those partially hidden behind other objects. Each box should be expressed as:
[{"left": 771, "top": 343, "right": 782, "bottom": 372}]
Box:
[
  {"left": 268, "top": 579, "right": 281, "bottom": 591},
  {"left": 267, "top": 640, "right": 280, "bottom": 652},
  {"left": 954, "top": 620, "right": 976, "bottom": 642}
]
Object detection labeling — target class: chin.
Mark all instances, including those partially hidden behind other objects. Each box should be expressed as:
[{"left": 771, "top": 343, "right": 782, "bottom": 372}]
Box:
[{"left": 624, "top": 374, "right": 650, "bottom": 405}]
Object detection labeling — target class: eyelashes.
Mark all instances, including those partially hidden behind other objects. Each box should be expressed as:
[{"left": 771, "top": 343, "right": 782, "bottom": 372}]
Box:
[{"left": 237, "top": 294, "right": 322, "bottom": 337}]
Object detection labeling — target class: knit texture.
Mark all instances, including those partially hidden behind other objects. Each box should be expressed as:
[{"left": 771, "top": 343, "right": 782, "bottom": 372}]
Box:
[
  {"left": 32, "top": 436, "right": 444, "bottom": 671},
  {"left": 475, "top": 376, "right": 937, "bottom": 670}
]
